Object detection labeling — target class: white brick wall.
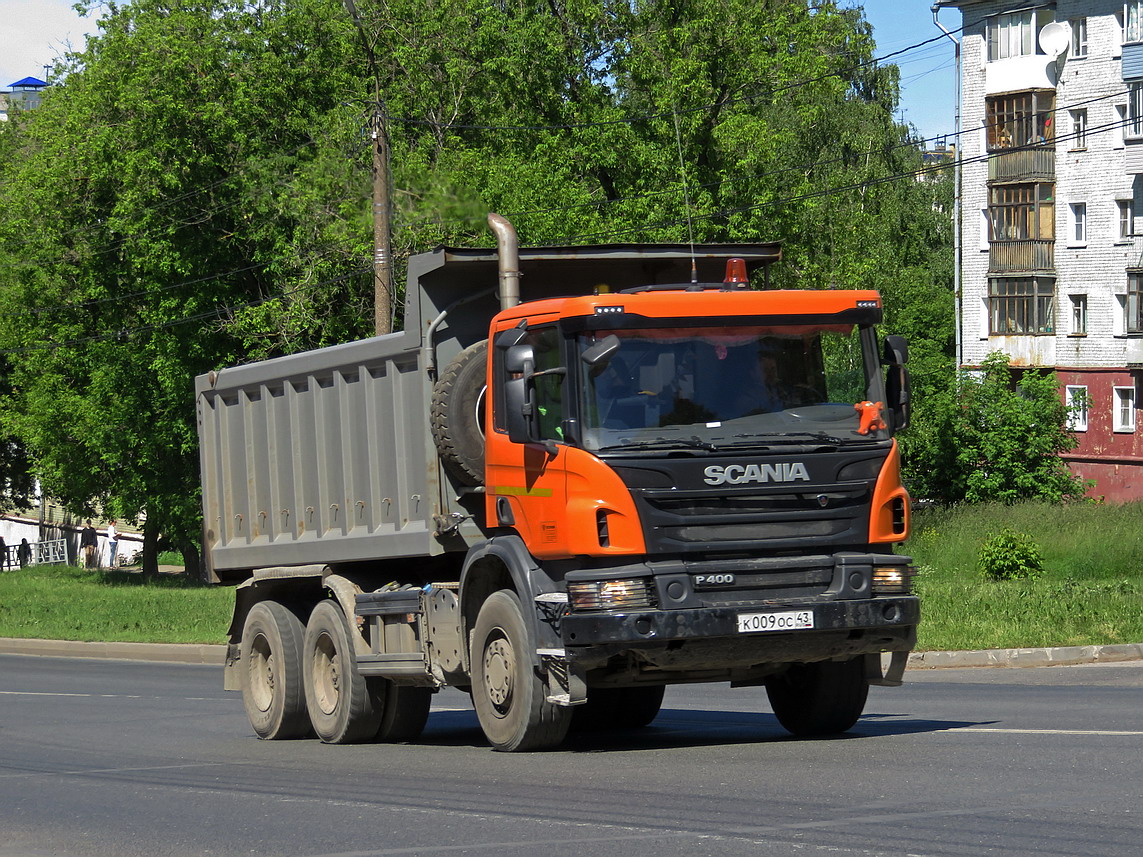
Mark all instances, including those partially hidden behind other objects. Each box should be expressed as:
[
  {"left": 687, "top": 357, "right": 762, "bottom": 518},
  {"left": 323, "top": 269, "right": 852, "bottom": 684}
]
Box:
[{"left": 954, "top": 1, "right": 1141, "bottom": 370}]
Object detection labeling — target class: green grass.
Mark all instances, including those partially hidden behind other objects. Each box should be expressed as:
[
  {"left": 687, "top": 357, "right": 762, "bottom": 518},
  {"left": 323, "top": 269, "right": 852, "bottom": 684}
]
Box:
[
  {"left": 3, "top": 502, "right": 1142, "bottom": 651},
  {"left": 908, "top": 502, "right": 1143, "bottom": 651},
  {"left": 0, "top": 564, "right": 232, "bottom": 644}
]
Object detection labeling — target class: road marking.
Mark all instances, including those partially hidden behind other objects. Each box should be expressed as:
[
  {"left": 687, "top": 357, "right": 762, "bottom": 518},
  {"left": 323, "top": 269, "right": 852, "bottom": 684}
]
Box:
[
  {"left": 951, "top": 726, "right": 1143, "bottom": 736},
  {"left": 0, "top": 691, "right": 142, "bottom": 698}
]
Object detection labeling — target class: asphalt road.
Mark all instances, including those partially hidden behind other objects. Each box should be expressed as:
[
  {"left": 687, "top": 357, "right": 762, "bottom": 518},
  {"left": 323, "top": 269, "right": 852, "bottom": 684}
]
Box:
[{"left": 2, "top": 654, "right": 1141, "bottom": 857}]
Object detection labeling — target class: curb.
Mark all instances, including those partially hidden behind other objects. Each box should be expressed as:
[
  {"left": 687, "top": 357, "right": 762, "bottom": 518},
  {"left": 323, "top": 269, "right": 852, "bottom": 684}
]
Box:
[
  {"left": 904, "top": 642, "right": 1143, "bottom": 669},
  {"left": 2, "top": 637, "right": 1142, "bottom": 669},
  {"left": 0, "top": 637, "right": 226, "bottom": 665}
]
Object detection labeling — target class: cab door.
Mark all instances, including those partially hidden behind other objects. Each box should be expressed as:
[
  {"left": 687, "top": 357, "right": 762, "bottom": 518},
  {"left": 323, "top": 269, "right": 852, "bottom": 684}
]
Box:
[{"left": 485, "top": 323, "right": 574, "bottom": 559}]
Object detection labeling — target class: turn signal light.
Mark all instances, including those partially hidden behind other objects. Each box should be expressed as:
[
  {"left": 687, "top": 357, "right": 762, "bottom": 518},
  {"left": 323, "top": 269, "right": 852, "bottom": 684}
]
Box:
[
  {"left": 567, "top": 578, "right": 656, "bottom": 612},
  {"left": 872, "top": 566, "right": 915, "bottom": 595}
]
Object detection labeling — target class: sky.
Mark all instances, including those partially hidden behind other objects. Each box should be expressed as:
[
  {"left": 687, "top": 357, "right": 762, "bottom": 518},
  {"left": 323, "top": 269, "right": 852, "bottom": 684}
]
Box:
[{"left": 2, "top": 0, "right": 957, "bottom": 142}]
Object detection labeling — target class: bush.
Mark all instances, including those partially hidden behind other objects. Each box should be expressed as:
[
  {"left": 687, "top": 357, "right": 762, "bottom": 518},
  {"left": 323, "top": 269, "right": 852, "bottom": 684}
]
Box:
[
  {"left": 903, "top": 352, "right": 1089, "bottom": 504},
  {"left": 978, "top": 528, "right": 1044, "bottom": 581}
]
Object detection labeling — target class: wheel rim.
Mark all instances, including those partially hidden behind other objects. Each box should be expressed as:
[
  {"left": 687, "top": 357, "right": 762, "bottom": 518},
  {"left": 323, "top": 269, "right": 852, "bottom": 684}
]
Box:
[
  {"left": 482, "top": 631, "right": 514, "bottom": 715},
  {"left": 248, "top": 633, "right": 276, "bottom": 713},
  {"left": 312, "top": 632, "right": 341, "bottom": 716}
]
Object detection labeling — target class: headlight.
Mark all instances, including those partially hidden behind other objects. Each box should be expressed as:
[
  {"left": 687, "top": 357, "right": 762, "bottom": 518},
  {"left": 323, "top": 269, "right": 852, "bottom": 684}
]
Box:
[
  {"left": 567, "top": 578, "right": 656, "bottom": 612},
  {"left": 872, "top": 565, "right": 915, "bottom": 595}
]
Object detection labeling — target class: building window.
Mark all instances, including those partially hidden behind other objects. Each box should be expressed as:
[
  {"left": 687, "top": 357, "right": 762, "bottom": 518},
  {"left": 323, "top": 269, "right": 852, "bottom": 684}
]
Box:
[
  {"left": 1115, "top": 104, "right": 1128, "bottom": 147},
  {"left": 987, "top": 10, "right": 1057, "bottom": 60},
  {"left": 989, "top": 276, "right": 1055, "bottom": 335},
  {"left": 986, "top": 91, "right": 1055, "bottom": 150},
  {"left": 1071, "top": 17, "right": 1088, "bottom": 56},
  {"left": 1066, "top": 385, "right": 1088, "bottom": 431},
  {"left": 1128, "top": 272, "right": 1143, "bottom": 333},
  {"left": 1070, "top": 295, "right": 1088, "bottom": 335},
  {"left": 1119, "top": 200, "right": 1134, "bottom": 240},
  {"left": 1128, "top": 1, "right": 1143, "bottom": 43},
  {"left": 988, "top": 183, "right": 1055, "bottom": 241},
  {"left": 1069, "top": 203, "right": 1087, "bottom": 245},
  {"left": 1113, "top": 386, "right": 1136, "bottom": 432},
  {"left": 1129, "top": 83, "right": 1143, "bottom": 139},
  {"left": 1070, "top": 109, "right": 1087, "bottom": 149},
  {"left": 988, "top": 11, "right": 1033, "bottom": 59}
]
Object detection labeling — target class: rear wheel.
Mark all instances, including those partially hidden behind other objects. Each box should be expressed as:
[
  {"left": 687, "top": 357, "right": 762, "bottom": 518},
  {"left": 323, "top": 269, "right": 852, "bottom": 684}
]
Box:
[
  {"left": 240, "top": 600, "right": 310, "bottom": 740},
  {"left": 472, "top": 590, "right": 572, "bottom": 752},
  {"left": 303, "top": 600, "right": 381, "bottom": 744},
  {"left": 572, "top": 686, "right": 666, "bottom": 731},
  {"left": 764, "top": 657, "right": 870, "bottom": 737},
  {"left": 371, "top": 680, "right": 433, "bottom": 742}
]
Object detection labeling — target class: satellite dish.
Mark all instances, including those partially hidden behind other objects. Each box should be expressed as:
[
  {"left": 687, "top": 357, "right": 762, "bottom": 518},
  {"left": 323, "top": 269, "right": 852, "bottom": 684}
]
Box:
[{"left": 1039, "top": 21, "right": 1071, "bottom": 58}]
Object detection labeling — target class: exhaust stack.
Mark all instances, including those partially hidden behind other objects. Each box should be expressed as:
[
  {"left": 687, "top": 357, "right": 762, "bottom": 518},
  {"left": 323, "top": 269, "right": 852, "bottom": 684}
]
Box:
[{"left": 488, "top": 213, "right": 521, "bottom": 309}]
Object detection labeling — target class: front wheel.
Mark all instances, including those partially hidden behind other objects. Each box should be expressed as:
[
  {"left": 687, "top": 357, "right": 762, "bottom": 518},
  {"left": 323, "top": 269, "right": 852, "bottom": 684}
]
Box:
[
  {"left": 572, "top": 686, "right": 666, "bottom": 732},
  {"left": 764, "top": 657, "right": 870, "bottom": 737},
  {"left": 471, "top": 590, "right": 572, "bottom": 752}
]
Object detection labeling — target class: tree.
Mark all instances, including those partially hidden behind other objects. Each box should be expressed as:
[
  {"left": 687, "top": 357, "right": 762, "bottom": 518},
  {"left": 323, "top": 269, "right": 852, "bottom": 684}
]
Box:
[
  {"left": 0, "top": 0, "right": 366, "bottom": 575},
  {"left": 905, "top": 352, "right": 1088, "bottom": 504}
]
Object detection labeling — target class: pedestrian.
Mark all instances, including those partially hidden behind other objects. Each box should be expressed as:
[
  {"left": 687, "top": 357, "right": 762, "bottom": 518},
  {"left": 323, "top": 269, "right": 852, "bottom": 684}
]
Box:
[
  {"left": 80, "top": 521, "right": 98, "bottom": 569},
  {"left": 106, "top": 520, "right": 120, "bottom": 569},
  {"left": 18, "top": 538, "right": 31, "bottom": 568},
  {"left": 0, "top": 535, "right": 7, "bottom": 570}
]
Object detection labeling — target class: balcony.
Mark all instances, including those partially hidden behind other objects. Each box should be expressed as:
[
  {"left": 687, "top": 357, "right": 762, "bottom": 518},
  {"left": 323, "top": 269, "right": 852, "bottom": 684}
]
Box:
[
  {"left": 988, "top": 147, "right": 1055, "bottom": 182},
  {"left": 989, "top": 239, "right": 1054, "bottom": 273}
]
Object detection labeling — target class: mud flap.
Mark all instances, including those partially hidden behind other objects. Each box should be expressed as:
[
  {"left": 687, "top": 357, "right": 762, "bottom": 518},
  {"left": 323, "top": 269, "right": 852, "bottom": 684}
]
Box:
[
  {"left": 866, "top": 650, "right": 909, "bottom": 687},
  {"left": 540, "top": 650, "right": 587, "bottom": 706}
]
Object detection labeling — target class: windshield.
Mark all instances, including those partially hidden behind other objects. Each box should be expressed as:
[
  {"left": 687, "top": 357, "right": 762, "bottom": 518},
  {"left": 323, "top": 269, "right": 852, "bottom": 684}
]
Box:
[{"left": 577, "top": 323, "right": 888, "bottom": 452}]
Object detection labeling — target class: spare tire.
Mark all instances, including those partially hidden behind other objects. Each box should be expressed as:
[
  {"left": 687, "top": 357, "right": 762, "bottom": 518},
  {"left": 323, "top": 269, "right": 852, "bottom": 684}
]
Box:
[{"left": 430, "top": 340, "right": 488, "bottom": 485}]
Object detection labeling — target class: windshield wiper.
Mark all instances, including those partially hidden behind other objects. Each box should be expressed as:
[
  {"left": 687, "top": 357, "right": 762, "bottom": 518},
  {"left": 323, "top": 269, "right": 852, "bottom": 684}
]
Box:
[
  {"left": 725, "top": 432, "right": 849, "bottom": 448},
  {"left": 598, "top": 436, "right": 718, "bottom": 453}
]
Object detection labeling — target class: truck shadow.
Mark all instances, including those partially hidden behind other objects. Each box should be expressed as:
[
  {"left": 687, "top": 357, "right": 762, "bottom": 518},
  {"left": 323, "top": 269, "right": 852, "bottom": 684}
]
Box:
[{"left": 417, "top": 708, "right": 997, "bottom": 752}]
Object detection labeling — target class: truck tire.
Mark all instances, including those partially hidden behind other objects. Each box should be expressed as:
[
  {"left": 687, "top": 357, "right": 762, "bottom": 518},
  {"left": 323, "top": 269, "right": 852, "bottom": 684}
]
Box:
[
  {"left": 430, "top": 340, "right": 488, "bottom": 486},
  {"left": 764, "top": 657, "right": 870, "bottom": 737},
  {"left": 240, "top": 600, "right": 310, "bottom": 740},
  {"left": 372, "top": 680, "right": 433, "bottom": 742},
  {"left": 472, "top": 589, "right": 572, "bottom": 752},
  {"left": 572, "top": 686, "right": 666, "bottom": 731},
  {"left": 303, "top": 600, "right": 382, "bottom": 744}
]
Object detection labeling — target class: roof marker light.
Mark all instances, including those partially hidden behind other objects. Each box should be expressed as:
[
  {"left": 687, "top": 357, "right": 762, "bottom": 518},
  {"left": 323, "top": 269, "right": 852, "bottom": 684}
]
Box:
[{"left": 723, "top": 258, "right": 748, "bottom": 287}]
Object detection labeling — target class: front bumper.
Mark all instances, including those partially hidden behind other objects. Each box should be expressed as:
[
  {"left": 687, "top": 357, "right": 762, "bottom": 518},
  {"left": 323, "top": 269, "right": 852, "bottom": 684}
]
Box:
[{"left": 560, "top": 596, "right": 919, "bottom": 668}]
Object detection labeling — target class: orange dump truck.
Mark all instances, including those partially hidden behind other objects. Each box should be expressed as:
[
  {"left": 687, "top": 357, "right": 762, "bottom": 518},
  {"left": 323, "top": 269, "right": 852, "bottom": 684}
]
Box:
[{"left": 196, "top": 214, "right": 917, "bottom": 751}]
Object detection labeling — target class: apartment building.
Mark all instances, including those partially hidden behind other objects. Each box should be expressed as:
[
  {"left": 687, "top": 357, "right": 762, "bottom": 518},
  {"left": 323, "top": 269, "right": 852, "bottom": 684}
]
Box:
[{"left": 938, "top": 1, "right": 1143, "bottom": 501}]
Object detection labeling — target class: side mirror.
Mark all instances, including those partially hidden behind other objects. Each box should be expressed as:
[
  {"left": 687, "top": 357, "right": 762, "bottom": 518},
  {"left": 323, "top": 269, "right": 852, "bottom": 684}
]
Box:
[
  {"left": 883, "top": 334, "right": 909, "bottom": 367},
  {"left": 495, "top": 326, "right": 528, "bottom": 349},
  {"left": 883, "top": 335, "right": 911, "bottom": 431},
  {"left": 581, "top": 334, "right": 620, "bottom": 368},
  {"left": 503, "top": 344, "right": 536, "bottom": 443}
]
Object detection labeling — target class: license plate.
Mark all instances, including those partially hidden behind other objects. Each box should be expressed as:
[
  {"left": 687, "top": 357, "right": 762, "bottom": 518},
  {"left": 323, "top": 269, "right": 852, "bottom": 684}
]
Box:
[{"left": 737, "top": 610, "right": 814, "bottom": 633}]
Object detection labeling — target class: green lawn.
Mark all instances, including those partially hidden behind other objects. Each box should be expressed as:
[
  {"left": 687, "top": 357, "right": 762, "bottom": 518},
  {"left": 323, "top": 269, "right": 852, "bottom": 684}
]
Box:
[
  {"left": 0, "top": 564, "right": 232, "bottom": 644},
  {"left": 908, "top": 502, "right": 1143, "bottom": 651},
  {"left": 2, "top": 501, "right": 1142, "bottom": 651}
]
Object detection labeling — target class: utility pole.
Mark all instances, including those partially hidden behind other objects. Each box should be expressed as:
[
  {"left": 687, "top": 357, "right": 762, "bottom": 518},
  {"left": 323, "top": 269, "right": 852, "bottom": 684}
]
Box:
[
  {"left": 371, "top": 92, "right": 392, "bottom": 335},
  {"left": 344, "top": 0, "right": 392, "bottom": 335}
]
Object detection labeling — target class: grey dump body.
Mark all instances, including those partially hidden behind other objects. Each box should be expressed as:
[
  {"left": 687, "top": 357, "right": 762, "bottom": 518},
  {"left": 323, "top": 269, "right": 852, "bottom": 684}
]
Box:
[{"left": 197, "top": 234, "right": 918, "bottom": 751}]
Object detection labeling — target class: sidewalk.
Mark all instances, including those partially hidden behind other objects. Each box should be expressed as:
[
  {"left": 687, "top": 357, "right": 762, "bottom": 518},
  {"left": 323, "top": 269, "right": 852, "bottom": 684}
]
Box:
[{"left": 2, "top": 636, "right": 1142, "bottom": 669}]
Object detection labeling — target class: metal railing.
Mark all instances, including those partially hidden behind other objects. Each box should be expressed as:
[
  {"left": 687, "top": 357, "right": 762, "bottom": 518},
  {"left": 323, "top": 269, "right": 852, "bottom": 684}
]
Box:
[
  {"left": 988, "top": 148, "right": 1055, "bottom": 182},
  {"left": 989, "top": 239, "right": 1055, "bottom": 273},
  {"left": 1, "top": 538, "right": 68, "bottom": 569}
]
